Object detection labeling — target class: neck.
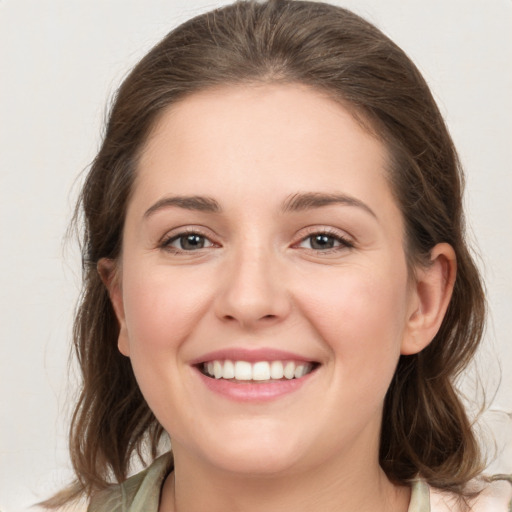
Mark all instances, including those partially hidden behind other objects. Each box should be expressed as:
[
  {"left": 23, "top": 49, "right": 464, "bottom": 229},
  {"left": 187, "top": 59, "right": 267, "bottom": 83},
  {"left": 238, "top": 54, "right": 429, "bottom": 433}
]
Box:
[{"left": 159, "top": 443, "right": 410, "bottom": 512}]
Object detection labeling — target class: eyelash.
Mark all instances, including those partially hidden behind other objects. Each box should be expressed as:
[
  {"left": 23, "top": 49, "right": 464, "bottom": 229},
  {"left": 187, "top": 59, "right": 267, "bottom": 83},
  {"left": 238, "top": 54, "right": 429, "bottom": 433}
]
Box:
[
  {"left": 159, "top": 228, "right": 215, "bottom": 254},
  {"left": 159, "top": 228, "right": 354, "bottom": 255},
  {"left": 295, "top": 228, "right": 354, "bottom": 254}
]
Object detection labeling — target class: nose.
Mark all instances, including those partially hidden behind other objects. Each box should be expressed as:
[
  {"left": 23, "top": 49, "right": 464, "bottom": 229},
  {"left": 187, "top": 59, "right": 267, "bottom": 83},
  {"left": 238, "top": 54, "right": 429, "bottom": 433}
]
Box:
[{"left": 214, "top": 245, "right": 292, "bottom": 330}]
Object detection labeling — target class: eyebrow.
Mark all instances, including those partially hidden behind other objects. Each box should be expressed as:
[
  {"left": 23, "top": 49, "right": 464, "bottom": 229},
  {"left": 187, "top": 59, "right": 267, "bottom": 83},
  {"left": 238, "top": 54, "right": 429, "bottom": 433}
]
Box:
[
  {"left": 144, "top": 192, "right": 376, "bottom": 219},
  {"left": 281, "top": 192, "right": 377, "bottom": 218},
  {"left": 144, "top": 195, "right": 222, "bottom": 218}
]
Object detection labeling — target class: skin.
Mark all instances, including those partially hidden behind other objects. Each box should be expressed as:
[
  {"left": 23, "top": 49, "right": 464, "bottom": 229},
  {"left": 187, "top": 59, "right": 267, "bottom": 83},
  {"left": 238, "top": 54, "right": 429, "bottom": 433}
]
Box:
[{"left": 100, "top": 83, "right": 456, "bottom": 512}]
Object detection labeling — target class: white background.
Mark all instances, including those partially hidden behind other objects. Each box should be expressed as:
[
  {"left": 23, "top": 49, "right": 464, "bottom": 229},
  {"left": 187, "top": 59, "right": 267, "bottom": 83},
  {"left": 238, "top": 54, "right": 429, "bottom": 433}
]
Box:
[{"left": 1, "top": 1, "right": 511, "bottom": 510}]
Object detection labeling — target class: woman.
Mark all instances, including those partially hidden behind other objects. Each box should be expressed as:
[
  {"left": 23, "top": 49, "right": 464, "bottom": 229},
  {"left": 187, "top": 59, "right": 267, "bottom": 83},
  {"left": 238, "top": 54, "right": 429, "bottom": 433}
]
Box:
[{"left": 44, "top": 1, "right": 511, "bottom": 510}]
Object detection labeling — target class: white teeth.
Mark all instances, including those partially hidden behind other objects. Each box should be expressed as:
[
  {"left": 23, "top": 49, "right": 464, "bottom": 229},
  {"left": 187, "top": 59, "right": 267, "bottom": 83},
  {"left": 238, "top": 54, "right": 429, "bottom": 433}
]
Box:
[
  {"left": 252, "top": 361, "right": 270, "bottom": 381},
  {"left": 213, "top": 360, "right": 223, "bottom": 379},
  {"left": 294, "top": 364, "right": 307, "bottom": 378},
  {"left": 223, "top": 359, "right": 235, "bottom": 379},
  {"left": 283, "top": 361, "right": 295, "bottom": 380},
  {"left": 235, "top": 361, "right": 252, "bottom": 380},
  {"left": 202, "top": 359, "right": 314, "bottom": 381},
  {"left": 270, "top": 360, "right": 284, "bottom": 379}
]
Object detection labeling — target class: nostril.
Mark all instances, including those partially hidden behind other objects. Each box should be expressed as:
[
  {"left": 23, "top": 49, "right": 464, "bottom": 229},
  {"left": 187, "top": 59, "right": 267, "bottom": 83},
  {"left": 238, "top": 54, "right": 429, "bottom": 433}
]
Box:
[{"left": 221, "top": 313, "right": 278, "bottom": 325}]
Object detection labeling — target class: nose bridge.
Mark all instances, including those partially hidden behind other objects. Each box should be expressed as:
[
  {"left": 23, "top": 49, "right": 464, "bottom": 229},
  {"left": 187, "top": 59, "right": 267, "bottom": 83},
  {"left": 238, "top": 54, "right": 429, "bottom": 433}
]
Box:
[{"left": 215, "top": 236, "right": 290, "bottom": 328}]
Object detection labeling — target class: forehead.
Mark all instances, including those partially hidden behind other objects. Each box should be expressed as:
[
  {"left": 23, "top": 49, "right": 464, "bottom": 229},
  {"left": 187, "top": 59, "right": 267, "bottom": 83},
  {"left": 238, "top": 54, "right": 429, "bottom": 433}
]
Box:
[{"left": 133, "top": 83, "right": 397, "bottom": 220}]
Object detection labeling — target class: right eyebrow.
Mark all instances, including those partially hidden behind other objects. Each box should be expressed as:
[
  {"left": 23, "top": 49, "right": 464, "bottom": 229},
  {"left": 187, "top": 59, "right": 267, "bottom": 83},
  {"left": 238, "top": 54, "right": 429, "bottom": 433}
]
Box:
[
  {"left": 144, "top": 195, "right": 222, "bottom": 218},
  {"left": 281, "top": 192, "right": 377, "bottom": 219}
]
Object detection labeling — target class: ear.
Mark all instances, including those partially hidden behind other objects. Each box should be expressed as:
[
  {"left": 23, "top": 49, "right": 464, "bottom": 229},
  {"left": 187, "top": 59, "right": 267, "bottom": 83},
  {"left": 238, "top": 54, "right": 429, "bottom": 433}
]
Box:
[
  {"left": 97, "top": 258, "right": 130, "bottom": 357},
  {"left": 401, "top": 243, "right": 457, "bottom": 355}
]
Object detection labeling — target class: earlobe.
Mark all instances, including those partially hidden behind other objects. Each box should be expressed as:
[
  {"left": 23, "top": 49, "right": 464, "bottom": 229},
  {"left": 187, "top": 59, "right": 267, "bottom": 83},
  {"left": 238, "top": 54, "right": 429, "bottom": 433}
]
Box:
[
  {"left": 97, "top": 258, "right": 130, "bottom": 357},
  {"left": 401, "top": 243, "right": 457, "bottom": 355}
]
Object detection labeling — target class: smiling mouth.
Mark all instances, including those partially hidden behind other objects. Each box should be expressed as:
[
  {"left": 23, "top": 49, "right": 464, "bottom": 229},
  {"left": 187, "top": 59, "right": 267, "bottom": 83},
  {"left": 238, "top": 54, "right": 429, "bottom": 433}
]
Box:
[{"left": 199, "top": 360, "right": 319, "bottom": 382}]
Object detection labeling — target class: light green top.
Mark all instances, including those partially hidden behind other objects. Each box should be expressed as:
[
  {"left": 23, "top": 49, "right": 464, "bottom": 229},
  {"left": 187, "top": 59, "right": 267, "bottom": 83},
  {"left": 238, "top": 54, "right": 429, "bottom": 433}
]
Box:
[{"left": 85, "top": 452, "right": 436, "bottom": 512}]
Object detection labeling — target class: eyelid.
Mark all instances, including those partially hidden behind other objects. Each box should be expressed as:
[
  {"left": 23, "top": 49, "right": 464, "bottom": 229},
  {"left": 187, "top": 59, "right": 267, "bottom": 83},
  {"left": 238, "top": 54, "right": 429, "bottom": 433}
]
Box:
[
  {"left": 156, "top": 225, "right": 354, "bottom": 254},
  {"left": 293, "top": 226, "right": 355, "bottom": 251},
  {"left": 158, "top": 226, "right": 219, "bottom": 253}
]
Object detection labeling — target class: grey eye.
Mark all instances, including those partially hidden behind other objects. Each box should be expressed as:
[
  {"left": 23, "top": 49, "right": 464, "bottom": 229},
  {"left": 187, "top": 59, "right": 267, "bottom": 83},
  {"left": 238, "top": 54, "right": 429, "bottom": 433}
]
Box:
[
  {"left": 171, "top": 234, "right": 209, "bottom": 250},
  {"left": 297, "top": 232, "right": 352, "bottom": 251},
  {"left": 308, "top": 234, "right": 336, "bottom": 250}
]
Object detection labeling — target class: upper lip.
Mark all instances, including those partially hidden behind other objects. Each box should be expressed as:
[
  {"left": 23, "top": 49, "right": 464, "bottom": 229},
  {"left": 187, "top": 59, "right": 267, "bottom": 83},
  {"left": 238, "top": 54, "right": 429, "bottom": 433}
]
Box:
[{"left": 190, "top": 348, "right": 318, "bottom": 365}]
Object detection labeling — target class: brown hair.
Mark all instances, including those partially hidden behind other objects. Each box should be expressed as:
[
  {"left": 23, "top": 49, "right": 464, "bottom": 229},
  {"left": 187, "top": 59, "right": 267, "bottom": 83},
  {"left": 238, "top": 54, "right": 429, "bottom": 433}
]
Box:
[{"left": 46, "top": 0, "right": 486, "bottom": 506}]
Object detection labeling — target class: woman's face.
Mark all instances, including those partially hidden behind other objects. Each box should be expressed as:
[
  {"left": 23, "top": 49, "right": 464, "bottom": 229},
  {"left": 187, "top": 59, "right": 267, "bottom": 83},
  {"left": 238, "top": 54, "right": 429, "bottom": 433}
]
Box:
[{"left": 109, "top": 84, "right": 424, "bottom": 476}]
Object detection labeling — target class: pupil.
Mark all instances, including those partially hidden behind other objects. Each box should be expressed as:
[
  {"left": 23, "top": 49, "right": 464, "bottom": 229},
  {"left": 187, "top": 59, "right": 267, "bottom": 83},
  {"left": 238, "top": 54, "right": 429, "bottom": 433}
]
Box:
[
  {"left": 181, "top": 234, "right": 204, "bottom": 250},
  {"left": 311, "top": 234, "right": 334, "bottom": 250}
]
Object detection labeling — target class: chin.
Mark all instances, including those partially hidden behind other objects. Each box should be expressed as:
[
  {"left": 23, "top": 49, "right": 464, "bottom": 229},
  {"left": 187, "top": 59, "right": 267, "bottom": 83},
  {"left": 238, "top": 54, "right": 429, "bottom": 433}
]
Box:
[
  {"left": 208, "top": 446, "right": 304, "bottom": 476},
  {"left": 188, "top": 423, "right": 311, "bottom": 476}
]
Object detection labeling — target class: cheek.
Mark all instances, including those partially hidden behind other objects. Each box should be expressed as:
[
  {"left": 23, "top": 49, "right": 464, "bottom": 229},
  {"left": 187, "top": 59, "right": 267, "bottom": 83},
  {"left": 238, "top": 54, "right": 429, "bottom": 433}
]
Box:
[
  {"left": 121, "top": 264, "right": 215, "bottom": 353},
  {"left": 119, "top": 265, "right": 216, "bottom": 428},
  {"left": 300, "top": 266, "right": 408, "bottom": 338},
  {"left": 295, "top": 264, "right": 409, "bottom": 387}
]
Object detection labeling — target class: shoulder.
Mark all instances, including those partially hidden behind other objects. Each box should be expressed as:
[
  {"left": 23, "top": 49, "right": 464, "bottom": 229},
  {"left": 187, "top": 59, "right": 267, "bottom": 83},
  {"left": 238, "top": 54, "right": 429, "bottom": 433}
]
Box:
[
  {"left": 87, "top": 452, "right": 173, "bottom": 512},
  {"left": 429, "top": 476, "right": 512, "bottom": 512}
]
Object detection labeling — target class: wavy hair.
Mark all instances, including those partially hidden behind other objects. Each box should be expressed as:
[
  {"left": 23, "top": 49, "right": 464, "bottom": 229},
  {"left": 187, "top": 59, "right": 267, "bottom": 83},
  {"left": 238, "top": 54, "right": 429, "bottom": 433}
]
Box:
[{"left": 45, "top": 0, "right": 485, "bottom": 506}]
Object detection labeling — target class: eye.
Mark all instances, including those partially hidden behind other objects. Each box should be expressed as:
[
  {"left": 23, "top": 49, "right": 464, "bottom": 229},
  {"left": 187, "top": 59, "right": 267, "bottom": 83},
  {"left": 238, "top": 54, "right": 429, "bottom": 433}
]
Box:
[
  {"left": 163, "top": 232, "right": 214, "bottom": 252},
  {"left": 298, "top": 232, "right": 353, "bottom": 251}
]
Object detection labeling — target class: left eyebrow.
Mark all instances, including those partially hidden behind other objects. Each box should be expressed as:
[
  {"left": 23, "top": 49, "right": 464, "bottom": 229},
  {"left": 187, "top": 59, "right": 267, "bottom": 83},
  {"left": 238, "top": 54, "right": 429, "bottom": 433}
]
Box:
[
  {"left": 144, "top": 195, "right": 222, "bottom": 218},
  {"left": 281, "top": 192, "right": 377, "bottom": 218}
]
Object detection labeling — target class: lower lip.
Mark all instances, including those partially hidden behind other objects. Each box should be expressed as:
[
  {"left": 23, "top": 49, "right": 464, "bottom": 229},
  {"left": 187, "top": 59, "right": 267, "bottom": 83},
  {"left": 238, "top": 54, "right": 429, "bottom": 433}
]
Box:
[{"left": 194, "top": 368, "right": 316, "bottom": 402}]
